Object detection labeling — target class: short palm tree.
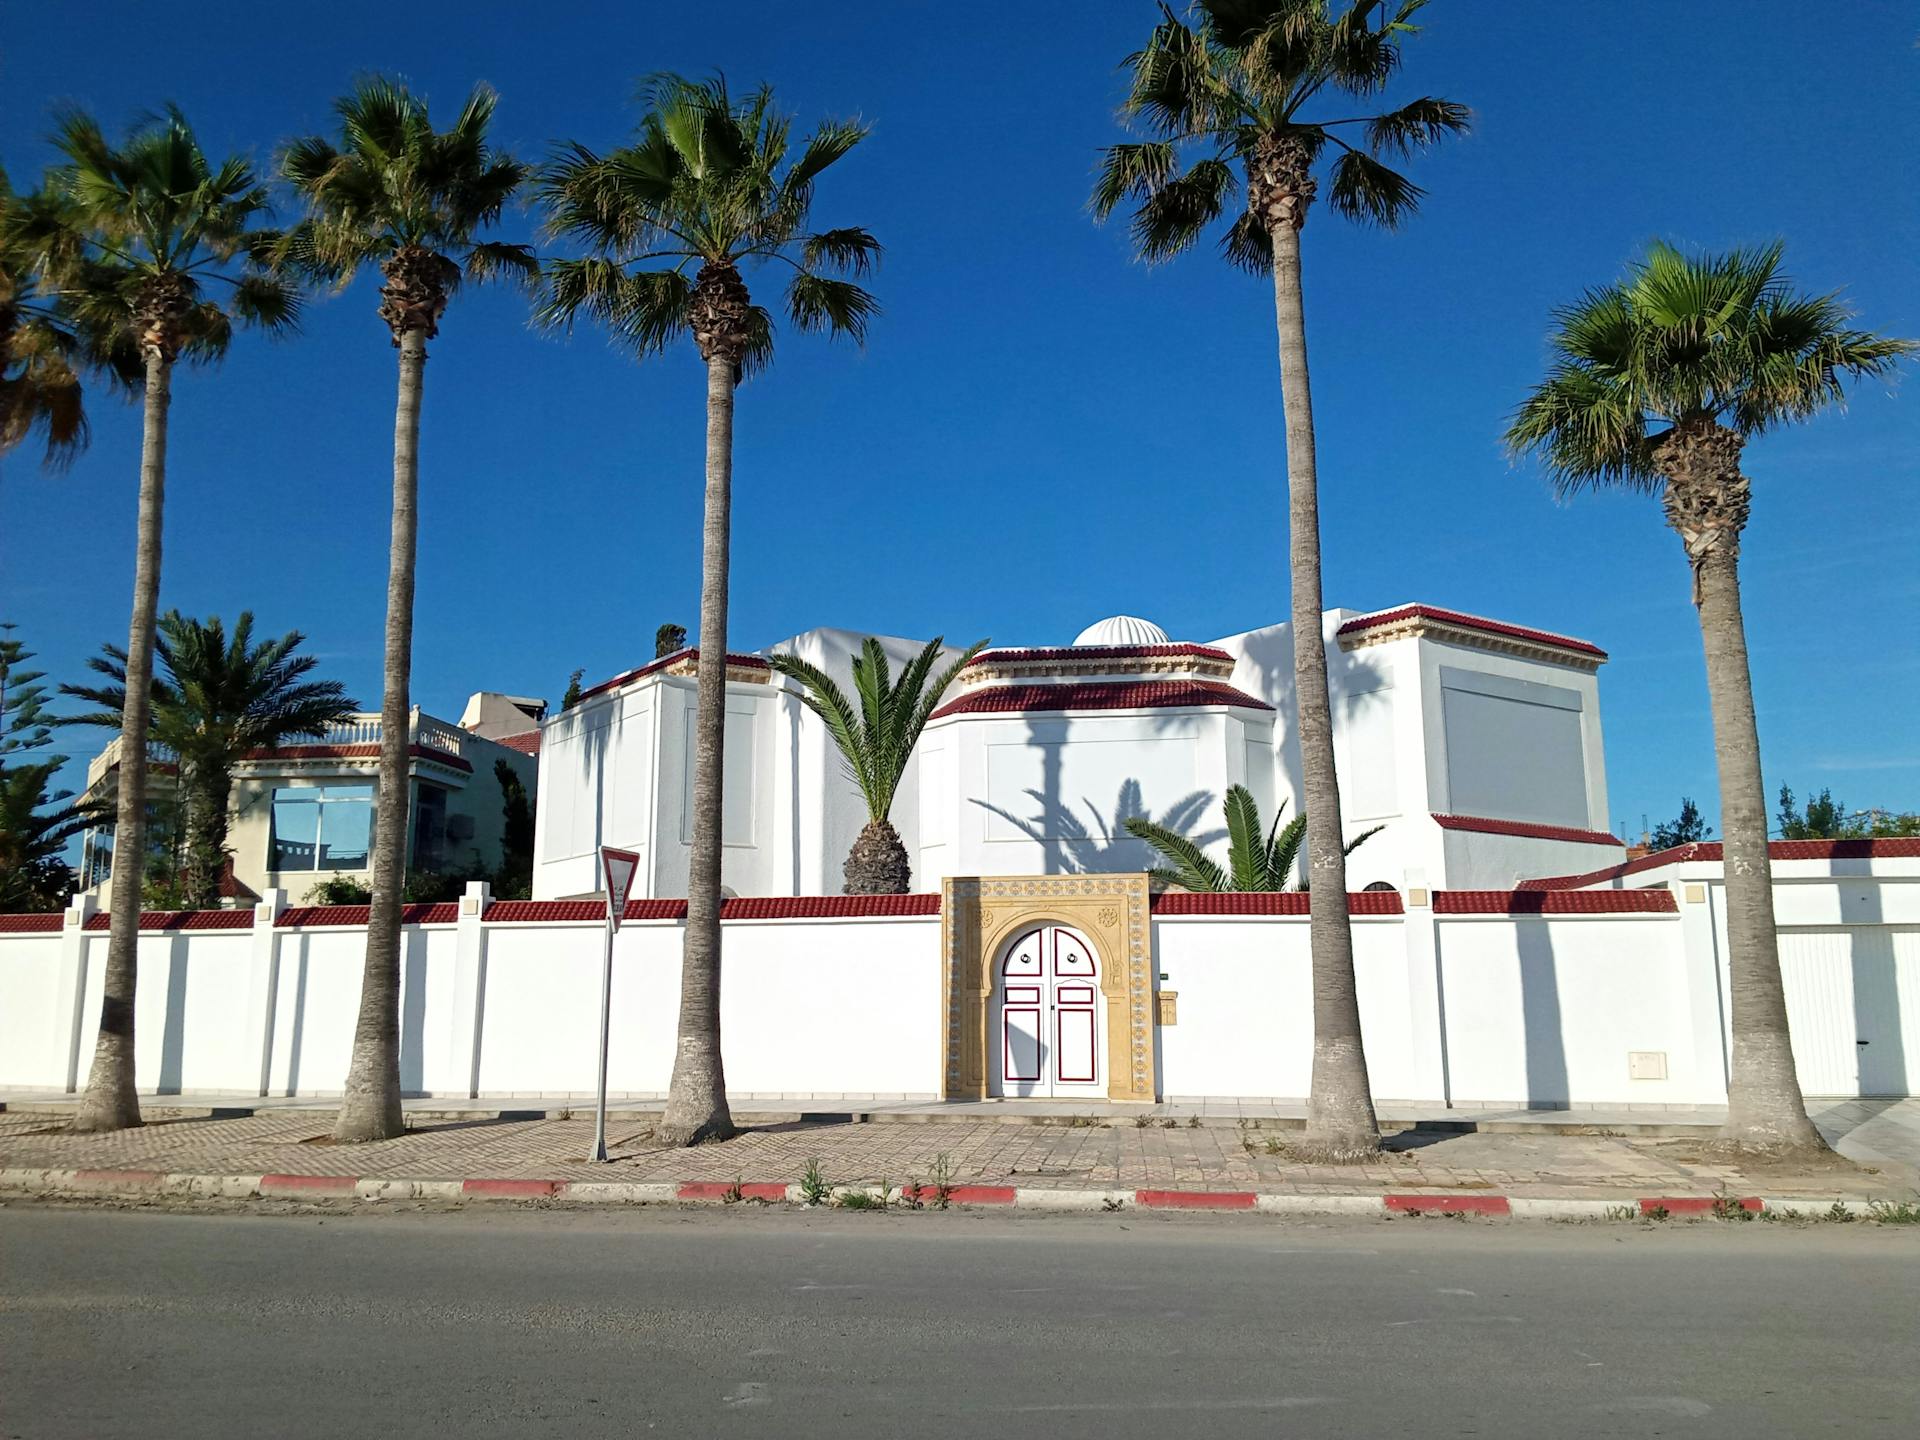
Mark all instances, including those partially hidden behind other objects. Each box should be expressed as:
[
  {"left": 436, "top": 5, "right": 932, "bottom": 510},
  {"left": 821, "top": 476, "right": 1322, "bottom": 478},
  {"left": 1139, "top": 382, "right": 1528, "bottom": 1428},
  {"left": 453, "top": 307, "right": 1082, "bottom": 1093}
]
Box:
[
  {"left": 63, "top": 612, "right": 357, "bottom": 911},
  {"left": 43, "top": 107, "right": 298, "bottom": 1134},
  {"left": 0, "top": 625, "right": 99, "bottom": 911},
  {"left": 1126, "top": 785, "right": 1378, "bottom": 891},
  {"left": 1507, "top": 242, "right": 1913, "bottom": 1155},
  {"left": 278, "top": 79, "right": 534, "bottom": 1143},
  {"left": 0, "top": 165, "right": 140, "bottom": 467},
  {"left": 768, "top": 636, "right": 986, "bottom": 893},
  {"left": 1093, "top": 0, "right": 1464, "bottom": 1160},
  {"left": 538, "top": 74, "right": 879, "bottom": 1146}
]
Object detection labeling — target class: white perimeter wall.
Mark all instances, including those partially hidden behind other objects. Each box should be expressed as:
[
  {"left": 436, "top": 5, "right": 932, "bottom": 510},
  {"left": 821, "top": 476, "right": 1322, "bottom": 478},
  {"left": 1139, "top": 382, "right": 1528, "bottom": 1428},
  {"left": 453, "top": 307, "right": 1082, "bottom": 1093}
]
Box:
[{"left": 5, "top": 869, "right": 1915, "bottom": 1105}]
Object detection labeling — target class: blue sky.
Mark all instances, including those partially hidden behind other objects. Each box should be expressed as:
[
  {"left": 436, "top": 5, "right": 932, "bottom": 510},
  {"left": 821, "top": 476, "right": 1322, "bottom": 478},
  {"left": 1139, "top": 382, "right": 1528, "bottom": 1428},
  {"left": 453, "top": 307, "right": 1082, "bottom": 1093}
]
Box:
[{"left": 2, "top": 1, "right": 1915, "bottom": 840}]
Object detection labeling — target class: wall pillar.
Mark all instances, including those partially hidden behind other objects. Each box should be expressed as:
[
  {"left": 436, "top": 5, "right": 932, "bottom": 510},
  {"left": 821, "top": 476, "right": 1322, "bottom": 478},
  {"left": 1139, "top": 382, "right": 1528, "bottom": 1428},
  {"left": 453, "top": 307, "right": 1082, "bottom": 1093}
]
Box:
[
  {"left": 451, "top": 881, "right": 492, "bottom": 1097},
  {"left": 1672, "top": 873, "right": 1731, "bottom": 1103},
  {"left": 243, "top": 889, "right": 287, "bottom": 1096},
  {"left": 1397, "top": 874, "right": 1448, "bottom": 1104},
  {"left": 54, "top": 891, "right": 98, "bottom": 1093}
]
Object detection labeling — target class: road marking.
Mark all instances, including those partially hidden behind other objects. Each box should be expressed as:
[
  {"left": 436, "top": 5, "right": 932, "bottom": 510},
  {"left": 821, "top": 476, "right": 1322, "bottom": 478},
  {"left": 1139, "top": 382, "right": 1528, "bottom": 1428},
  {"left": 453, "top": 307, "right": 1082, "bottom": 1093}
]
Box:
[
  {"left": 1436, "top": 1287, "right": 1477, "bottom": 1296},
  {"left": 1386, "top": 1316, "right": 1524, "bottom": 1327}
]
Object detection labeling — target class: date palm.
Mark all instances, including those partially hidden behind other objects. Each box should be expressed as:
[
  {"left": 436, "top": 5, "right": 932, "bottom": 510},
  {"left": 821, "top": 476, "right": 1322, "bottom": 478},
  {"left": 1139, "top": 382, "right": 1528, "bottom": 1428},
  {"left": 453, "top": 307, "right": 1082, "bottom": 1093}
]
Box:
[
  {"left": 278, "top": 79, "right": 534, "bottom": 1142},
  {"left": 63, "top": 611, "right": 356, "bottom": 911},
  {"left": 768, "top": 636, "right": 985, "bottom": 894},
  {"left": 1507, "top": 242, "right": 1913, "bottom": 1155},
  {"left": 1126, "top": 784, "right": 1378, "bottom": 891},
  {"left": 539, "top": 74, "right": 880, "bottom": 1145},
  {"left": 1093, "top": 0, "right": 1464, "bottom": 1159},
  {"left": 43, "top": 107, "right": 298, "bottom": 1133}
]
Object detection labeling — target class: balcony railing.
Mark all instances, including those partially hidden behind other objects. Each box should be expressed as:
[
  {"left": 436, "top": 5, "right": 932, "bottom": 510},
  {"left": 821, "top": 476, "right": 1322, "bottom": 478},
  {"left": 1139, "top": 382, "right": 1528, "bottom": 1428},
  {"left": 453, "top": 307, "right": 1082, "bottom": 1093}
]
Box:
[{"left": 84, "top": 709, "right": 469, "bottom": 788}]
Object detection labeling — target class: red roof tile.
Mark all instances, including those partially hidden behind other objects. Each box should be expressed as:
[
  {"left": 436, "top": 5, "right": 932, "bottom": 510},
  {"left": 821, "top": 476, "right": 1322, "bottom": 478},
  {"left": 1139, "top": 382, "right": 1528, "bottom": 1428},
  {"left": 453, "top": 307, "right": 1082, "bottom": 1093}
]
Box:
[
  {"left": 930, "top": 680, "right": 1272, "bottom": 720},
  {"left": 1151, "top": 891, "right": 1404, "bottom": 916},
  {"left": 494, "top": 730, "right": 542, "bottom": 756},
  {"left": 83, "top": 909, "right": 256, "bottom": 932},
  {"left": 577, "top": 648, "right": 772, "bottom": 703},
  {"left": 481, "top": 895, "right": 941, "bottom": 923},
  {"left": 1519, "top": 837, "right": 1920, "bottom": 890},
  {"left": 1433, "top": 813, "right": 1624, "bottom": 847},
  {"left": 244, "top": 743, "right": 473, "bottom": 774},
  {"left": 0, "top": 913, "right": 64, "bottom": 933},
  {"left": 1338, "top": 604, "right": 1606, "bottom": 660},
  {"left": 970, "top": 643, "right": 1234, "bottom": 666},
  {"left": 1437, "top": 889, "right": 1677, "bottom": 915},
  {"left": 276, "top": 903, "right": 459, "bottom": 928}
]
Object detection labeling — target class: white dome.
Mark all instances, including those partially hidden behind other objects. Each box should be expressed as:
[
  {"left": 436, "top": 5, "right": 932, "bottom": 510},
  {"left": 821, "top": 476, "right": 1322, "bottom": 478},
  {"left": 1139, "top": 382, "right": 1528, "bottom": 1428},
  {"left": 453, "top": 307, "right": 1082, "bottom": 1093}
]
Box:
[{"left": 1072, "top": 615, "right": 1171, "bottom": 648}]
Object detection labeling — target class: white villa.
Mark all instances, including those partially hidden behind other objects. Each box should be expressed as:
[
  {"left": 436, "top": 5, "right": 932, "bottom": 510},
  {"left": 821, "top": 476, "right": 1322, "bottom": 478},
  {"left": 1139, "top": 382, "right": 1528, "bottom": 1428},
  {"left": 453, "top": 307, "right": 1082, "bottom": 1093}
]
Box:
[{"left": 533, "top": 602, "right": 1625, "bottom": 902}]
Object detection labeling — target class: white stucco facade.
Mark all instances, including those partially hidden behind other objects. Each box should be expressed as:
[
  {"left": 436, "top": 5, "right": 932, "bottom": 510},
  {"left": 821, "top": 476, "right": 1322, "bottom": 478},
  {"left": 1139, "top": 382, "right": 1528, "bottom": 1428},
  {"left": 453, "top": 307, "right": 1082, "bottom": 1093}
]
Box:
[{"left": 531, "top": 603, "right": 1622, "bottom": 901}]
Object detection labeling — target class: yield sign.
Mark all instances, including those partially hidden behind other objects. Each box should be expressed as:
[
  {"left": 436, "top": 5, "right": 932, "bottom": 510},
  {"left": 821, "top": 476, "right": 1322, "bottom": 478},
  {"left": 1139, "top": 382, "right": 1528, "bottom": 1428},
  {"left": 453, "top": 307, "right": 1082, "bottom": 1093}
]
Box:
[{"left": 600, "top": 846, "right": 641, "bottom": 930}]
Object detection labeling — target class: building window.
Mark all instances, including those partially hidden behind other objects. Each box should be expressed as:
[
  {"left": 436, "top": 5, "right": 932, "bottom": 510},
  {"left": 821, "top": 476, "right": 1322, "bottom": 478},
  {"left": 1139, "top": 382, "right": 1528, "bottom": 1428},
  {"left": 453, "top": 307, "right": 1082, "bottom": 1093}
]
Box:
[
  {"left": 412, "top": 782, "right": 450, "bottom": 872},
  {"left": 269, "top": 785, "right": 375, "bottom": 872}
]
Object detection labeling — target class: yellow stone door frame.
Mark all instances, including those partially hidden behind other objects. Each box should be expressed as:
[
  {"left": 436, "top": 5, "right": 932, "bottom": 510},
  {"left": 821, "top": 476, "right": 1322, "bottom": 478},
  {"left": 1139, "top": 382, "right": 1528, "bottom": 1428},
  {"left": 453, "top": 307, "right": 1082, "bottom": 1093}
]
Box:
[{"left": 941, "top": 875, "right": 1154, "bottom": 1103}]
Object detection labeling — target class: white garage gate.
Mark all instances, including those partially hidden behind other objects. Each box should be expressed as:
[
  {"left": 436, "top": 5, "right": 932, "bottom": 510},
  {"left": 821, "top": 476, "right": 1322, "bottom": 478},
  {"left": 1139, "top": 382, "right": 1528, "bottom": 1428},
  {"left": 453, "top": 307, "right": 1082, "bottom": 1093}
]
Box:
[{"left": 1778, "top": 926, "right": 1920, "bottom": 1098}]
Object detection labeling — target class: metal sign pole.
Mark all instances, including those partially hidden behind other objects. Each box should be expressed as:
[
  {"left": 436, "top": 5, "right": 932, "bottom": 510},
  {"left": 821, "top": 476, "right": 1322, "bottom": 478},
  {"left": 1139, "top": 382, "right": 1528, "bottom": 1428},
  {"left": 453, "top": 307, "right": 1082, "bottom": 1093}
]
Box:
[{"left": 590, "top": 903, "right": 614, "bottom": 1163}]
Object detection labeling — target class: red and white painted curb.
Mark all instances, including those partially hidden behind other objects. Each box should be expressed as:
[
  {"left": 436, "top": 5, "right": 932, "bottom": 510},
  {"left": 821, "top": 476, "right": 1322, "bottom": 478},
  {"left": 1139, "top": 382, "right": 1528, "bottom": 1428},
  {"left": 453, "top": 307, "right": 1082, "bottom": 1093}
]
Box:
[{"left": 0, "top": 1167, "right": 1879, "bottom": 1218}]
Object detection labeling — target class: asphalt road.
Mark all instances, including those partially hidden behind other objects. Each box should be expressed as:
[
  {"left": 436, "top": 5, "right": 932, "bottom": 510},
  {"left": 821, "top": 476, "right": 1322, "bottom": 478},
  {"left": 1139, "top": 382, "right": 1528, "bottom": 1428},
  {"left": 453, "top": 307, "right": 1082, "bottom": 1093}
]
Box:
[{"left": 1, "top": 1203, "right": 1916, "bottom": 1438}]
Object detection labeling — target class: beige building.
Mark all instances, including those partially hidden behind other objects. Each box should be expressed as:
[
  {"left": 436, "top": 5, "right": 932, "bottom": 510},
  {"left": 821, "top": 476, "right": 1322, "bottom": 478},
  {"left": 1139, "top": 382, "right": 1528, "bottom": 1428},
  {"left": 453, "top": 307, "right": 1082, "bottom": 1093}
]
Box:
[{"left": 78, "top": 693, "right": 543, "bottom": 904}]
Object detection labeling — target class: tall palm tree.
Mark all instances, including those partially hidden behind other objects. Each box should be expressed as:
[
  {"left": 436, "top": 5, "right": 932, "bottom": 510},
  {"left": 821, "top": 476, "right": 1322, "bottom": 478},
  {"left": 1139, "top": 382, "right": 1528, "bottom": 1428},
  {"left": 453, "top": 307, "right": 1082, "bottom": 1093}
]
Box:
[
  {"left": 1126, "top": 784, "right": 1378, "bottom": 891},
  {"left": 63, "top": 611, "right": 357, "bottom": 910},
  {"left": 768, "top": 636, "right": 985, "bottom": 893},
  {"left": 1508, "top": 242, "right": 1912, "bottom": 1154},
  {"left": 1092, "top": 0, "right": 1464, "bottom": 1159},
  {"left": 43, "top": 107, "right": 298, "bottom": 1134},
  {"left": 539, "top": 74, "right": 880, "bottom": 1145},
  {"left": 278, "top": 79, "right": 534, "bottom": 1143}
]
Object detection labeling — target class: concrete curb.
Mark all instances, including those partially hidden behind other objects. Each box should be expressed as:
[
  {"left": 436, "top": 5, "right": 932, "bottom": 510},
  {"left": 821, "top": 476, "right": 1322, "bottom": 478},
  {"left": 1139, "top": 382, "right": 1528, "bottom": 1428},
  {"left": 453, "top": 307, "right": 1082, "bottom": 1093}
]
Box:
[{"left": 3, "top": 1166, "right": 1899, "bottom": 1220}]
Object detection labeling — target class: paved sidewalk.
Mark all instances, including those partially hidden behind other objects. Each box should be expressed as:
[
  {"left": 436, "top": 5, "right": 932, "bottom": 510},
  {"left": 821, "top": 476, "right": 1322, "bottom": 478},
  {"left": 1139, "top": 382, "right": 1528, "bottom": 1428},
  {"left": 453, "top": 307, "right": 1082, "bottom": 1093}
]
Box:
[{"left": 2, "top": 1100, "right": 1914, "bottom": 1209}]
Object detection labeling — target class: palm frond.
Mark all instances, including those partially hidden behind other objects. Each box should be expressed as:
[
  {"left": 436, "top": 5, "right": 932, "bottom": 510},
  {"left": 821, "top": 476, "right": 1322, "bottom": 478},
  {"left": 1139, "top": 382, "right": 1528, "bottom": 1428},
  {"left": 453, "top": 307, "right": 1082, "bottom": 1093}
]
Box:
[
  {"left": 786, "top": 273, "right": 878, "bottom": 343},
  {"left": 1123, "top": 814, "right": 1229, "bottom": 892},
  {"left": 1324, "top": 146, "right": 1423, "bottom": 227}
]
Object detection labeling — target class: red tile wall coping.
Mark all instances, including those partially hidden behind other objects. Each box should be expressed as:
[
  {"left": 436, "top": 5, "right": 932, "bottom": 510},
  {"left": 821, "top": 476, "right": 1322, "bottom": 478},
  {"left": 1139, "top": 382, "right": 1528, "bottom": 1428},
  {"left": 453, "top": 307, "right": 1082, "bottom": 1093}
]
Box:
[
  {"left": 1435, "top": 889, "right": 1678, "bottom": 915},
  {"left": 1151, "top": 891, "right": 1405, "bottom": 916},
  {"left": 930, "top": 679, "right": 1272, "bottom": 720},
  {"left": 968, "top": 643, "right": 1235, "bottom": 666},
  {"left": 1518, "top": 837, "right": 1920, "bottom": 891},
  {"left": 494, "top": 730, "right": 542, "bottom": 756},
  {"left": 576, "top": 648, "right": 772, "bottom": 702},
  {"left": 1336, "top": 604, "right": 1607, "bottom": 659},
  {"left": 276, "top": 903, "right": 459, "bottom": 928},
  {"left": 0, "top": 913, "right": 64, "bottom": 933},
  {"left": 483, "top": 894, "right": 944, "bottom": 924},
  {"left": 244, "top": 742, "right": 474, "bottom": 775},
  {"left": 1432, "top": 813, "right": 1625, "bottom": 847},
  {"left": 81, "top": 909, "right": 257, "bottom": 932}
]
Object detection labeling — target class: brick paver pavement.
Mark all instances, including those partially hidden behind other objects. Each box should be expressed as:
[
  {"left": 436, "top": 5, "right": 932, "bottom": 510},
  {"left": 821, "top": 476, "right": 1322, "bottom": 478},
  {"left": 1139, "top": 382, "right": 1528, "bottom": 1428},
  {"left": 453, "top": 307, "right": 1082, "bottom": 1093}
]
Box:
[{"left": 2, "top": 1110, "right": 1912, "bottom": 1201}]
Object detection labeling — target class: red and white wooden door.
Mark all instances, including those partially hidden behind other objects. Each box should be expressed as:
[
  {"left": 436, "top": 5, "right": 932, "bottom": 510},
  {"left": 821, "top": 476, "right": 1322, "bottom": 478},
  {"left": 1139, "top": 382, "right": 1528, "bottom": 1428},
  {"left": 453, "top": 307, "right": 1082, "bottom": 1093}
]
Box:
[{"left": 991, "top": 925, "right": 1103, "bottom": 1098}]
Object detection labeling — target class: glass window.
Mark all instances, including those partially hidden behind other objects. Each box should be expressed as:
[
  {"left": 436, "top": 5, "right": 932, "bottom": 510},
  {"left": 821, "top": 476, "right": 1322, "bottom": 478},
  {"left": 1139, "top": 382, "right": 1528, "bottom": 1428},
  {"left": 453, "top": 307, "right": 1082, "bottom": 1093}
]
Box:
[
  {"left": 269, "top": 785, "right": 375, "bottom": 872},
  {"left": 412, "top": 783, "right": 449, "bottom": 872}
]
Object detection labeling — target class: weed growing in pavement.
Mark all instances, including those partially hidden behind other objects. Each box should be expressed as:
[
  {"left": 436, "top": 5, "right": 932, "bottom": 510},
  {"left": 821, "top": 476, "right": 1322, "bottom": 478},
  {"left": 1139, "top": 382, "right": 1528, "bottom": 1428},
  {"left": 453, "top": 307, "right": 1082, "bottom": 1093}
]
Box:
[
  {"left": 1263, "top": 1137, "right": 1286, "bottom": 1156},
  {"left": 837, "top": 1187, "right": 887, "bottom": 1210},
  {"left": 1867, "top": 1198, "right": 1920, "bottom": 1224},
  {"left": 800, "top": 1158, "right": 830, "bottom": 1207},
  {"left": 1241, "top": 1139, "right": 1258, "bottom": 1156},
  {"left": 1134, "top": 1112, "right": 1155, "bottom": 1128},
  {"left": 1826, "top": 1200, "right": 1858, "bottom": 1224},
  {"left": 1063, "top": 1114, "right": 1107, "bottom": 1129},
  {"left": 1187, "top": 1114, "right": 1203, "bottom": 1128},
  {"left": 1603, "top": 1204, "right": 1639, "bottom": 1222},
  {"left": 1644, "top": 1204, "right": 1671, "bottom": 1222},
  {"left": 1711, "top": 1191, "right": 1754, "bottom": 1222},
  {"left": 1101, "top": 1196, "right": 1126, "bottom": 1212},
  {"left": 930, "top": 1152, "right": 957, "bottom": 1209},
  {"left": 722, "top": 1178, "right": 744, "bottom": 1205}
]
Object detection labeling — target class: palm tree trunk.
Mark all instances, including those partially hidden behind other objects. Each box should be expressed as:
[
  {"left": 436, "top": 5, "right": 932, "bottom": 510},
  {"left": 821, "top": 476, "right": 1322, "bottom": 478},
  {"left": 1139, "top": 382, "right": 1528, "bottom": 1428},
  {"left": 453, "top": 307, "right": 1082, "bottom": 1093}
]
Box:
[
  {"left": 334, "top": 327, "right": 425, "bottom": 1143},
  {"left": 659, "top": 352, "right": 738, "bottom": 1146},
  {"left": 1269, "top": 224, "right": 1379, "bottom": 1161},
  {"left": 70, "top": 350, "right": 170, "bottom": 1133},
  {"left": 179, "top": 762, "right": 231, "bottom": 911},
  {"left": 1695, "top": 545, "right": 1826, "bottom": 1152}
]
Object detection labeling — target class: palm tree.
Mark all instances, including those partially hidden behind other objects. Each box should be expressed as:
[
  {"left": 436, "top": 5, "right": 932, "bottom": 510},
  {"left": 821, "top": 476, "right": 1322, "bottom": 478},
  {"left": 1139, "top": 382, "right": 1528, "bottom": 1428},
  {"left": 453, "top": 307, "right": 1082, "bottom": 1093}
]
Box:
[
  {"left": 0, "top": 624, "right": 99, "bottom": 911},
  {"left": 1092, "top": 0, "right": 1464, "bottom": 1159},
  {"left": 42, "top": 107, "right": 298, "bottom": 1134},
  {"left": 539, "top": 74, "right": 880, "bottom": 1145},
  {"left": 2, "top": 166, "right": 135, "bottom": 468},
  {"left": 63, "top": 611, "right": 357, "bottom": 910},
  {"left": 278, "top": 79, "right": 534, "bottom": 1143},
  {"left": 1126, "top": 784, "right": 1378, "bottom": 891},
  {"left": 1507, "top": 242, "right": 1912, "bottom": 1155},
  {"left": 768, "top": 636, "right": 986, "bottom": 893}
]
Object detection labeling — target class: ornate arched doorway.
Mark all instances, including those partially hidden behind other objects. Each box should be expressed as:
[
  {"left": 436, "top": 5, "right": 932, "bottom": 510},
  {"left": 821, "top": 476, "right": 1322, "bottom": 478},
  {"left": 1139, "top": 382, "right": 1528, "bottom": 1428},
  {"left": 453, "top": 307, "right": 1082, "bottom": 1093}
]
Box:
[{"left": 989, "top": 923, "right": 1106, "bottom": 1098}]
